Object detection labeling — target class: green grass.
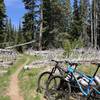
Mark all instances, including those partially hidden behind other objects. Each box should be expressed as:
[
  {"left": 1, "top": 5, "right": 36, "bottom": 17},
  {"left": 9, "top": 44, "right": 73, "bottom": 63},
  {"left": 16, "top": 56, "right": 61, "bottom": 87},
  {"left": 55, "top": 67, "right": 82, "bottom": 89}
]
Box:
[
  {"left": 17, "top": 54, "right": 43, "bottom": 100},
  {"left": 7, "top": 56, "right": 27, "bottom": 75},
  {"left": 0, "top": 74, "right": 9, "bottom": 98},
  {"left": 0, "top": 53, "right": 42, "bottom": 100},
  {"left": 19, "top": 60, "right": 100, "bottom": 100},
  {"left": 0, "top": 54, "right": 30, "bottom": 100},
  {"left": 0, "top": 96, "right": 10, "bottom": 100},
  {"left": 19, "top": 66, "right": 45, "bottom": 100},
  {"left": 65, "top": 63, "right": 100, "bottom": 76},
  {"left": 18, "top": 54, "right": 100, "bottom": 100},
  {"left": 78, "top": 64, "right": 100, "bottom": 76}
]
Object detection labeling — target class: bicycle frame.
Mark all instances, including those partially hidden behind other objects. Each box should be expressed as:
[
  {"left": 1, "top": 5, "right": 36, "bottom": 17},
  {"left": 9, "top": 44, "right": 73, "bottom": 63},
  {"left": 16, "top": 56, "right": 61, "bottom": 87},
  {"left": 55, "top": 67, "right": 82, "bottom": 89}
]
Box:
[
  {"left": 72, "top": 72, "right": 92, "bottom": 96},
  {"left": 49, "top": 60, "right": 78, "bottom": 77},
  {"left": 68, "top": 64, "right": 100, "bottom": 96}
]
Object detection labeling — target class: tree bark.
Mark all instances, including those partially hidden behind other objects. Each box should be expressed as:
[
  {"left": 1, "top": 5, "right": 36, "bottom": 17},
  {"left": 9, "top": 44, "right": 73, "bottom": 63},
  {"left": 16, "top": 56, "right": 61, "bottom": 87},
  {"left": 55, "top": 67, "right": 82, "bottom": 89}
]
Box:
[
  {"left": 39, "top": 0, "right": 43, "bottom": 50},
  {"left": 91, "top": 0, "right": 94, "bottom": 47},
  {"left": 94, "top": 0, "right": 97, "bottom": 49}
]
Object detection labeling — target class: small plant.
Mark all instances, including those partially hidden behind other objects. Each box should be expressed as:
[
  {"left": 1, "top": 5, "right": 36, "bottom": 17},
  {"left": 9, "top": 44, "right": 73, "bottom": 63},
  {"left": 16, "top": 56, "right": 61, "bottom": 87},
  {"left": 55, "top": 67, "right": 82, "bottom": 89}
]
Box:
[
  {"left": 63, "top": 38, "right": 84, "bottom": 58},
  {"left": 63, "top": 40, "right": 71, "bottom": 58}
]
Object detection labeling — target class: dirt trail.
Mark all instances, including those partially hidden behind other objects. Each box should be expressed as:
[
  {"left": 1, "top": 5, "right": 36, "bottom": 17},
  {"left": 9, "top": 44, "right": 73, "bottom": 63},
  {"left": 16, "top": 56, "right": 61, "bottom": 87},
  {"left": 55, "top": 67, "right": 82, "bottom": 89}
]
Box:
[{"left": 6, "top": 58, "right": 29, "bottom": 100}]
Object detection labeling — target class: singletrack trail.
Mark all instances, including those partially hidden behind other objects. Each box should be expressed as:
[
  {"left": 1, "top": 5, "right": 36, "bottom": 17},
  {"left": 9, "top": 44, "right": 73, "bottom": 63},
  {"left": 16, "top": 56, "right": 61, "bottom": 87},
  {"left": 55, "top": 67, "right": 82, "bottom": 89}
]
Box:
[{"left": 6, "top": 58, "right": 29, "bottom": 100}]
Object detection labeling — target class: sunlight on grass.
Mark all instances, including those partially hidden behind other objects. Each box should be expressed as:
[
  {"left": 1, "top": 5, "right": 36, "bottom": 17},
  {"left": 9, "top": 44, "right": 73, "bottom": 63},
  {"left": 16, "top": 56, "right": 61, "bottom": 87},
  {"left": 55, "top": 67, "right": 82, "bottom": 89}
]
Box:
[
  {"left": 0, "top": 54, "right": 28, "bottom": 100},
  {"left": 19, "top": 58, "right": 100, "bottom": 100},
  {"left": 19, "top": 67, "right": 45, "bottom": 100},
  {"left": 0, "top": 96, "right": 10, "bottom": 100},
  {"left": 78, "top": 64, "right": 100, "bottom": 76}
]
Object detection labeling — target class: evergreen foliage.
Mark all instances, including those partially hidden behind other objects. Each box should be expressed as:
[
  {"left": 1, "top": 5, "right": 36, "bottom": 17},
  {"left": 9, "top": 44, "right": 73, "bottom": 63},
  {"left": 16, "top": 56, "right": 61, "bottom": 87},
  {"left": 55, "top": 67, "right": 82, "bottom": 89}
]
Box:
[
  {"left": 0, "top": 0, "right": 99, "bottom": 52},
  {"left": 0, "top": 0, "right": 6, "bottom": 44},
  {"left": 42, "top": 0, "right": 68, "bottom": 49}
]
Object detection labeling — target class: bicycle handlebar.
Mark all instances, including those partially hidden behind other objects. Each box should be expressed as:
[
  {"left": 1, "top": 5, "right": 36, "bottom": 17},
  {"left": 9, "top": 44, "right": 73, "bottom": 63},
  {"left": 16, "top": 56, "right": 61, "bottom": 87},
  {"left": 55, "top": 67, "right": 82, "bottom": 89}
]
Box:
[
  {"left": 51, "top": 59, "right": 80, "bottom": 66},
  {"left": 52, "top": 60, "right": 100, "bottom": 67},
  {"left": 51, "top": 60, "right": 64, "bottom": 64}
]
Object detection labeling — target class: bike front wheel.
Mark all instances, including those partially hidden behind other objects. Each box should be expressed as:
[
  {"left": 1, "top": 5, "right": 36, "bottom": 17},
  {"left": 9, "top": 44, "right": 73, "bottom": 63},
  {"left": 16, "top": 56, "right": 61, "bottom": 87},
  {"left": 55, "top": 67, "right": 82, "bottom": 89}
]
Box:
[
  {"left": 37, "top": 71, "right": 53, "bottom": 93},
  {"left": 46, "top": 75, "right": 71, "bottom": 100}
]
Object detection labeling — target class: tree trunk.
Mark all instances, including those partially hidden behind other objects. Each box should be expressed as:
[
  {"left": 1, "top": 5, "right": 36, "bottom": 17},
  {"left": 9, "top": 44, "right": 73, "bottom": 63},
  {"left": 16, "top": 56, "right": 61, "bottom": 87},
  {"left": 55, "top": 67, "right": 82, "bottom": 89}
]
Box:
[
  {"left": 39, "top": 0, "right": 43, "bottom": 50},
  {"left": 91, "top": 0, "right": 94, "bottom": 47},
  {"left": 94, "top": 0, "right": 97, "bottom": 49}
]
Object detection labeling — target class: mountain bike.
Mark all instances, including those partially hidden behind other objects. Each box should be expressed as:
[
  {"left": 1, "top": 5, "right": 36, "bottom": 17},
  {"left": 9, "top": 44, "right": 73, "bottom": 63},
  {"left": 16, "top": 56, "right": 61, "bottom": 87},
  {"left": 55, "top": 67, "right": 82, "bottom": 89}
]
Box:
[
  {"left": 37, "top": 60, "right": 78, "bottom": 93},
  {"left": 45, "top": 61, "right": 79, "bottom": 100},
  {"left": 37, "top": 60, "right": 65, "bottom": 93},
  {"left": 46, "top": 62, "right": 100, "bottom": 100}
]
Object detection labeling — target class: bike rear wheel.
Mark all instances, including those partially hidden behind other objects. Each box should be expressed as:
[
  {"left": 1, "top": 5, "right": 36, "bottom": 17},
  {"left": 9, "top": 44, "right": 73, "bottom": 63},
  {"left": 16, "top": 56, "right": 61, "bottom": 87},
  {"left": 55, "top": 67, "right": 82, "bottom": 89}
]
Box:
[{"left": 87, "top": 86, "right": 100, "bottom": 100}]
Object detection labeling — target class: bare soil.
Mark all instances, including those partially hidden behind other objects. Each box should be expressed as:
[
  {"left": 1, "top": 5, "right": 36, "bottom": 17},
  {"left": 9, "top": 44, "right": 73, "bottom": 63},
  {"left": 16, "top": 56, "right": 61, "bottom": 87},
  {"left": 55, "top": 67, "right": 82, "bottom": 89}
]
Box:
[{"left": 6, "top": 58, "right": 29, "bottom": 100}]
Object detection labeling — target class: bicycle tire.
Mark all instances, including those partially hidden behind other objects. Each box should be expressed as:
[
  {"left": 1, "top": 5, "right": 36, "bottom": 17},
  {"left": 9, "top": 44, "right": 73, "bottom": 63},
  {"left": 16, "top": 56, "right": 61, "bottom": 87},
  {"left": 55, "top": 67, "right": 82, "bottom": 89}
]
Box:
[
  {"left": 46, "top": 75, "right": 71, "bottom": 100},
  {"left": 87, "top": 86, "right": 100, "bottom": 100},
  {"left": 37, "top": 71, "right": 53, "bottom": 93}
]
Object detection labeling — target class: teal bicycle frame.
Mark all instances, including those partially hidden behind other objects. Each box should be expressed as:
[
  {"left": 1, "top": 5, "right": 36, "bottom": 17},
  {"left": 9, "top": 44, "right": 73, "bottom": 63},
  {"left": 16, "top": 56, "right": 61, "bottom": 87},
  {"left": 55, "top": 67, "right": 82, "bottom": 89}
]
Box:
[{"left": 66, "top": 63, "right": 100, "bottom": 97}]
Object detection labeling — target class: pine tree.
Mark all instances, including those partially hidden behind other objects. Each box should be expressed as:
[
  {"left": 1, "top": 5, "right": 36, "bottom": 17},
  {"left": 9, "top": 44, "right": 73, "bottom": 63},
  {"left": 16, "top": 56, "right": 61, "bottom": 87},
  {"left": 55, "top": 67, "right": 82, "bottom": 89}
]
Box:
[
  {"left": 42, "top": 0, "right": 67, "bottom": 49},
  {"left": 0, "top": 0, "right": 6, "bottom": 44},
  {"left": 22, "top": 0, "right": 37, "bottom": 47},
  {"left": 66, "top": 0, "right": 71, "bottom": 32},
  {"left": 3, "top": 18, "right": 19, "bottom": 48},
  {"left": 97, "top": 0, "right": 100, "bottom": 47},
  {"left": 70, "top": 0, "right": 82, "bottom": 40},
  {"left": 38, "top": 0, "right": 43, "bottom": 50},
  {"left": 73, "top": 0, "right": 79, "bottom": 20},
  {"left": 79, "top": 0, "right": 90, "bottom": 46},
  {"left": 90, "top": 0, "right": 99, "bottom": 48},
  {"left": 66, "top": 0, "right": 70, "bottom": 15},
  {"left": 16, "top": 23, "right": 25, "bottom": 52},
  {"left": 3, "top": 18, "right": 8, "bottom": 43}
]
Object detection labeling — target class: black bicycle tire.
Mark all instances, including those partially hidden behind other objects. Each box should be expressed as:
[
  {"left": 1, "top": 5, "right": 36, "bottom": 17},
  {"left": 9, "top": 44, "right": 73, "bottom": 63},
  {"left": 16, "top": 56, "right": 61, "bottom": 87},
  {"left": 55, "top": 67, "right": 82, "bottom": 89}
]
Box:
[
  {"left": 37, "top": 71, "right": 52, "bottom": 92},
  {"left": 46, "top": 75, "right": 71, "bottom": 100},
  {"left": 87, "top": 86, "right": 100, "bottom": 100}
]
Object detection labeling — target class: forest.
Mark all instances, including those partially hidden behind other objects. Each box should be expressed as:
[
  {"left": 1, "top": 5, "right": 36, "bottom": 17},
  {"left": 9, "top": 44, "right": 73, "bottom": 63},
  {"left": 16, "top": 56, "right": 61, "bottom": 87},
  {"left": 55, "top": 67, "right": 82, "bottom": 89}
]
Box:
[
  {"left": 0, "top": 0, "right": 100, "bottom": 51},
  {"left": 0, "top": 0, "right": 100, "bottom": 100}
]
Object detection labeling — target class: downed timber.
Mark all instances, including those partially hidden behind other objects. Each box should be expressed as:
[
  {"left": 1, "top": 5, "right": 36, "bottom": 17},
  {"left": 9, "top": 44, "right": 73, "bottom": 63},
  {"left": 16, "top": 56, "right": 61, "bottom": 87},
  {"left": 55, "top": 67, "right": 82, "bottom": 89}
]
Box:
[
  {"left": 5, "top": 40, "right": 35, "bottom": 49},
  {"left": 3, "top": 61, "right": 13, "bottom": 65},
  {"left": 24, "top": 60, "right": 53, "bottom": 70},
  {"left": 24, "top": 58, "right": 100, "bottom": 70}
]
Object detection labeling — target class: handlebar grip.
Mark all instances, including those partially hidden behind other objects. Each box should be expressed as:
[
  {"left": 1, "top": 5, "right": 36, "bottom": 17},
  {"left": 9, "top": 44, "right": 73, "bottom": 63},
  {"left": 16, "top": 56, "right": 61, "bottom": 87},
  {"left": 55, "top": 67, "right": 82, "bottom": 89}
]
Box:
[
  {"left": 51, "top": 60, "right": 55, "bottom": 62},
  {"left": 51, "top": 60, "right": 63, "bottom": 63}
]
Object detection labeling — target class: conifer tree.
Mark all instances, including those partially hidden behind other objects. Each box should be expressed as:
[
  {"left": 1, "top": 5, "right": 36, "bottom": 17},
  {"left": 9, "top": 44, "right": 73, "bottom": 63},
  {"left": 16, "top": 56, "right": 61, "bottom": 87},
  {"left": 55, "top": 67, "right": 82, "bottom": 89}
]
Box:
[
  {"left": 42, "top": 0, "right": 67, "bottom": 48},
  {"left": 80, "top": 0, "right": 90, "bottom": 46},
  {"left": 70, "top": 0, "right": 82, "bottom": 40},
  {"left": 0, "top": 0, "right": 6, "bottom": 44},
  {"left": 4, "top": 18, "right": 15, "bottom": 45},
  {"left": 66, "top": 0, "right": 70, "bottom": 15},
  {"left": 22, "top": 0, "right": 36, "bottom": 42}
]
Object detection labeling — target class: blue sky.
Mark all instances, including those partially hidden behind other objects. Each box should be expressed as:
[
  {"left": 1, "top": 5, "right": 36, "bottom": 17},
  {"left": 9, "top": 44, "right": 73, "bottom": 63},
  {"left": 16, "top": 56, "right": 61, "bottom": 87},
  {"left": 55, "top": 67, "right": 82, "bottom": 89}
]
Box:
[
  {"left": 4, "top": 0, "right": 26, "bottom": 28},
  {"left": 4, "top": 0, "right": 76, "bottom": 29}
]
